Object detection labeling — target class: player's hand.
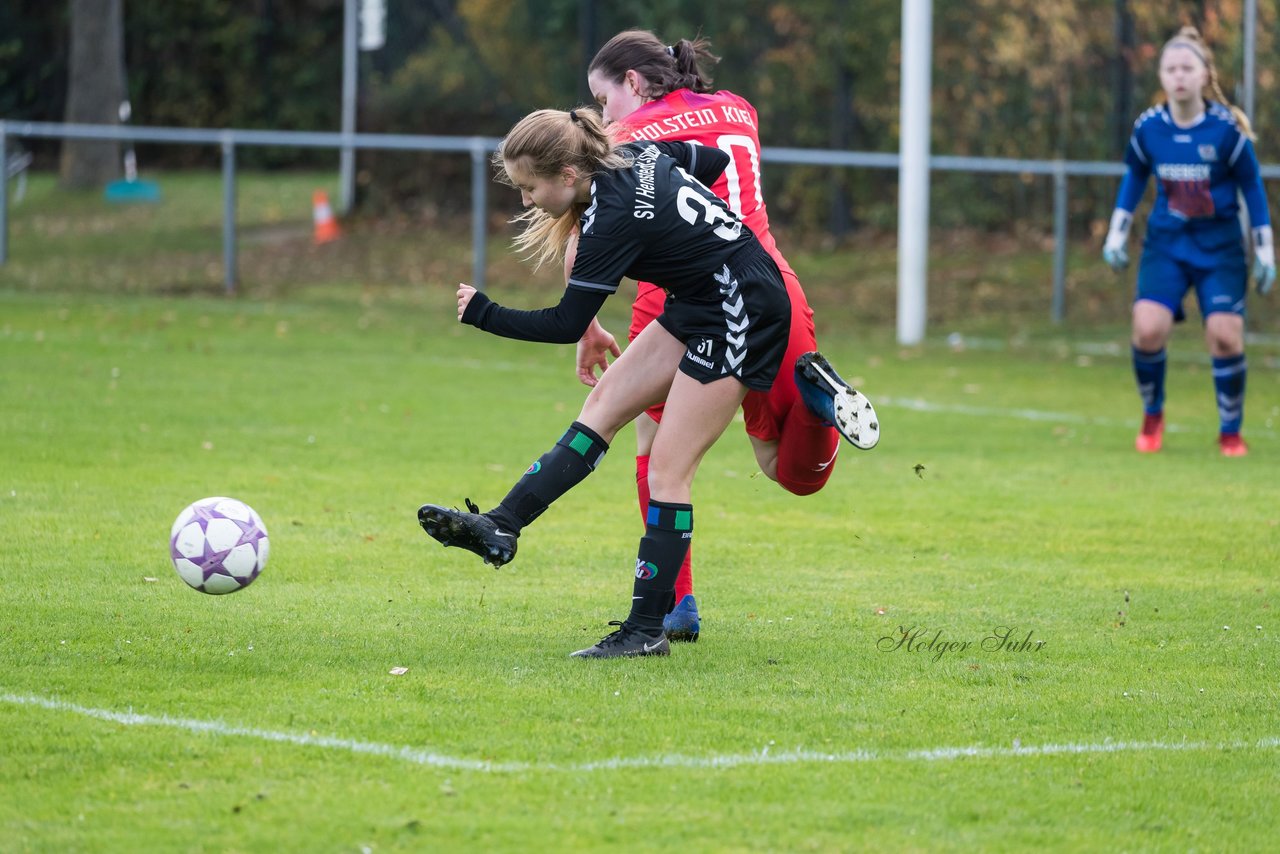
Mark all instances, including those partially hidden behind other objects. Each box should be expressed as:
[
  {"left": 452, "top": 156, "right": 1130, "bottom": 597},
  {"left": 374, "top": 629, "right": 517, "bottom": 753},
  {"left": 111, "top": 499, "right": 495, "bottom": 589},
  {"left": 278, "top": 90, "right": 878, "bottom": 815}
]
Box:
[
  {"left": 1102, "top": 208, "right": 1133, "bottom": 272},
  {"left": 1252, "top": 226, "right": 1276, "bottom": 295},
  {"left": 1254, "top": 259, "right": 1276, "bottom": 295},
  {"left": 457, "top": 283, "right": 477, "bottom": 321},
  {"left": 1102, "top": 244, "right": 1129, "bottom": 272},
  {"left": 576, "top": 317, "right": 621, "bottom": 387}
]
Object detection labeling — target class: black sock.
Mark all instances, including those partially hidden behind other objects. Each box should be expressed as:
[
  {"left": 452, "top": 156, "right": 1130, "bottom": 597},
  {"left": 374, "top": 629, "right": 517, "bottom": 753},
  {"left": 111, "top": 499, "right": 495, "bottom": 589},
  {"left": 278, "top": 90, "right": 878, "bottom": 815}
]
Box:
[
  {"left": 487, "top": 421, "right": 609, "bottom": 534},
  {"left": 628, "top": 500, "right": 693, "bottom": 630}
]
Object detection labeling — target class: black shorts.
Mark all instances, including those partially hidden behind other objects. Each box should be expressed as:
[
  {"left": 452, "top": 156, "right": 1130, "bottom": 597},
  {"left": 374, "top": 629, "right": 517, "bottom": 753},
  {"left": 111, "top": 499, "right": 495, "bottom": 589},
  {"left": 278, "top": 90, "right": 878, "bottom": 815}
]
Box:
[{"left": 655, "top": 244, "right": 792, "bottom": 392}]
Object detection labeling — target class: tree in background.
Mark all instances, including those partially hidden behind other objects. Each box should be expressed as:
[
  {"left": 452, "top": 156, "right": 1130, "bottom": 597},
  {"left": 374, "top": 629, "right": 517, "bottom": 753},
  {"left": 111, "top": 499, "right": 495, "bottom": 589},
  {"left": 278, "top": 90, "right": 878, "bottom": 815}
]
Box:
[
  {"left": 60, "top": 0, "right": 124, "bottom": 188},
  {"left": 4, "top": 0, "right": 1275, "bottom": 233}
]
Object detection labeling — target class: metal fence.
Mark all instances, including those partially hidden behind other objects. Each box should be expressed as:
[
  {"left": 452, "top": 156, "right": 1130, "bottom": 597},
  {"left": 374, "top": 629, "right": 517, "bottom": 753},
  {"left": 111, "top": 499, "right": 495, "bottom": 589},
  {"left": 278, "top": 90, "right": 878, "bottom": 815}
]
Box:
[
  {"left": 0, "top": 121, "right": 500, "bottom": 294},
  {"left": 3, "top": 120, "right": 1278, "bottom": 323}
]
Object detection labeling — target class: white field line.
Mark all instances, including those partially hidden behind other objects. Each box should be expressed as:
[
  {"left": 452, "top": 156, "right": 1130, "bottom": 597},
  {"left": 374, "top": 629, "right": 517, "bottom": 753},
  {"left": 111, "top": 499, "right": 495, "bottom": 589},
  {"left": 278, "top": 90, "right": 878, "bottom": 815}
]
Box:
[
  {"left": 883, "top": 396, "right": 1140, "bottom": 427},
  {"left": 937, "top": 334, "right": 1280, "bottom": 360},
  {"left": 5, "top": 692, "right": 1278, "bottom": 774},
  {"left": 879, "top": 396, "right": 1279, "bottom": 439},
  {"left": 429, "top": 356, "right": 1280, "bottom": 440}
]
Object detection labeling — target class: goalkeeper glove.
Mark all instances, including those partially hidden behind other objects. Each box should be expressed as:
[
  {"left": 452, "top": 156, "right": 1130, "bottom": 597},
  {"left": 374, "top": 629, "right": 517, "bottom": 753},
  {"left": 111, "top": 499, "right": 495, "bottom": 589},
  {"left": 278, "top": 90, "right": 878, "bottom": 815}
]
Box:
[
  {"left": 1252, "top": 225, "right": 1275, "bottom": 295},
  {"left": 1102, "top": 209, "right": 1133, "bottom": 271}
]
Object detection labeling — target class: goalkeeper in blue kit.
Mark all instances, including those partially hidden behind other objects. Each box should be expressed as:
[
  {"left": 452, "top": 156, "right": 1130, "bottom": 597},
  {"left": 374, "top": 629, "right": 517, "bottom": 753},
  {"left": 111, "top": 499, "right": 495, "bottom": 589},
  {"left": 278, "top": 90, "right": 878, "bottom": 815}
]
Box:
[{"left": 1102, "top": 26, "right": 1273, "bottom": 456}]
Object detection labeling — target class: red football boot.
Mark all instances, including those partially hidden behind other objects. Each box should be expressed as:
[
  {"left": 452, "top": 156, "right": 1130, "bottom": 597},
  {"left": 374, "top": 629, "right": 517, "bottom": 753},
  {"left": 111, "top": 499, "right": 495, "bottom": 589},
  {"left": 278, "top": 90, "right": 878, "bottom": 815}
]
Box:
[
  {"left": 1218, "top": 432, "right": 1248, "bottom": 457},
  {"left": 1135, "top": 413, "right": 1164, "bottom": 453}
]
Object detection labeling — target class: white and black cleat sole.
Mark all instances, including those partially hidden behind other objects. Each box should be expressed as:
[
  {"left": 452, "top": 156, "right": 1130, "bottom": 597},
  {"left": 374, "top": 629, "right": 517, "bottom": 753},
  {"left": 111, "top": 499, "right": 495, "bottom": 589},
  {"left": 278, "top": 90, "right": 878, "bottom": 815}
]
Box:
[
  {"left": 807, "top": 360, "right": 880, "bottom": 450},
  {"left": 832, "top": 387, "right": 879, "bottom": 450}
]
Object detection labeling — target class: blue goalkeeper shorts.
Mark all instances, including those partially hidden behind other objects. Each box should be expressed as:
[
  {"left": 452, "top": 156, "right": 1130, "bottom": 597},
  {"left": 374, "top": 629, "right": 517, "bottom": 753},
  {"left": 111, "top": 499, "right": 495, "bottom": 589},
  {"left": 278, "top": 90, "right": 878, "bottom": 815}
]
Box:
[{"left": 1135, "top": 241, "right": 1246, "bottom": 322}]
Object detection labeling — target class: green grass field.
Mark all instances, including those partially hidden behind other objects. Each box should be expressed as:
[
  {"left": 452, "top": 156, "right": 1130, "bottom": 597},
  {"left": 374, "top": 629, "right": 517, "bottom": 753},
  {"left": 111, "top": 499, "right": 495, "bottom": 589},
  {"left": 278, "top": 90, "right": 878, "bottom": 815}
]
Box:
[{"left": 2, "top": 173, "right": 1279, "bottom": 851}]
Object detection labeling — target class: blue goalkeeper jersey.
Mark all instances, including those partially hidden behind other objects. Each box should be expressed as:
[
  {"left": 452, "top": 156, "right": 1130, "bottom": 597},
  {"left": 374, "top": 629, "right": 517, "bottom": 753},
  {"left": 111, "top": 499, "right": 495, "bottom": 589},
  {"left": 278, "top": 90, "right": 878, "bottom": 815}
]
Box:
[{"left": 1115, "top": 101, "right": 1269, "bottom": 265}]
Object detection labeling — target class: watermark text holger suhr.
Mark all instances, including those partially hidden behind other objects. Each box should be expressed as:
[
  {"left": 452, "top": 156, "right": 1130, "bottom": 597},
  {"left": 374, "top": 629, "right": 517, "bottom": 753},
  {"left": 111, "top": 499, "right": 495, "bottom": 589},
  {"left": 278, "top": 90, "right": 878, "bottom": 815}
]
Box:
[{"left": 878, "top": 625, "right": 1046, "bottom": 662}]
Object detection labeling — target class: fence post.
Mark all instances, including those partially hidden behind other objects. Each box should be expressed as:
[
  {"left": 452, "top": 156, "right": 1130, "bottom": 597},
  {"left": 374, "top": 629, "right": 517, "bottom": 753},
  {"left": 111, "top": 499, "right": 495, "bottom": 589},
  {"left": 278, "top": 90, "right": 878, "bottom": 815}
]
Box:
[
  {"left": 221, "top": 134, "right": 237, "bottom": 294},
  {"left": 1051, "top": 161, "right": 1067, "bottom": 324},
  {"left": 0, "top": 122, "right": 8, "bottom": 266},
  {"left": 471, "top": 137, "right": 488, "bottom": 291},
  {"left": 897, "top": 0, "right": 932, "bottom": 345},
  {"left": 339, "top": 0, "right": 357, "bottom": 214}
]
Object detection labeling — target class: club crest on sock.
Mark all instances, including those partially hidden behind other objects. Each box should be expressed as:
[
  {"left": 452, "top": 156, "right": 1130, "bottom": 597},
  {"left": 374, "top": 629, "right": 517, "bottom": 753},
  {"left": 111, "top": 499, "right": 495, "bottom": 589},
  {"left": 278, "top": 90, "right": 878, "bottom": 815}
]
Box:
[{"left": 635, "top": 559, "right": 658, "bottom": 580}]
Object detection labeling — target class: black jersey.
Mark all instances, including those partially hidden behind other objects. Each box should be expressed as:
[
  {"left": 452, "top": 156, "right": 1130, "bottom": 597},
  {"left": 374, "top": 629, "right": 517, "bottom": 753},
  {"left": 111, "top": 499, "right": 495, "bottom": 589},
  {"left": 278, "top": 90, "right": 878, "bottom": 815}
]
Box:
[
  {"left": 464, "top": 141, "right": 755, "bottom": 344},
  {"left": 567, "top": 141, "right": 748, "bottom": 300}
]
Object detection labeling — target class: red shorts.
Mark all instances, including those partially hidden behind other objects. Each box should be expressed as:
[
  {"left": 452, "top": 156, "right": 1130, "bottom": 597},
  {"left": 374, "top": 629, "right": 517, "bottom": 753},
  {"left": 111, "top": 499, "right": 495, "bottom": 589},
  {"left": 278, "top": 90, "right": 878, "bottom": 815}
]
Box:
[{"left": 629, "top": 266, "right": 816, "bottom": 442}]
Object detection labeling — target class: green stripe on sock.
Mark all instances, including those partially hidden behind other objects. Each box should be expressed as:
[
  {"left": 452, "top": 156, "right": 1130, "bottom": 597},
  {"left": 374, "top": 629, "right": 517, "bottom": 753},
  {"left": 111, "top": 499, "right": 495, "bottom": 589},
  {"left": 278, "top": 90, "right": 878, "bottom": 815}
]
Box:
[
  {"left": 674, "top": 510, "right": 692, "bottom": 531},
  {"left": 569, "top": 431, "right": 594, "bottom": 456}
]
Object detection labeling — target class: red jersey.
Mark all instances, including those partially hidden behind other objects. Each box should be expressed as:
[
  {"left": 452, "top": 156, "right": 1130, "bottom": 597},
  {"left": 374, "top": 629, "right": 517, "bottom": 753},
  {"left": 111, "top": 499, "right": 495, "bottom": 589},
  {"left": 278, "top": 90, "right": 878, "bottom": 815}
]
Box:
[{"left": 614, "top": 89, "right": 795, "bottom": 278}]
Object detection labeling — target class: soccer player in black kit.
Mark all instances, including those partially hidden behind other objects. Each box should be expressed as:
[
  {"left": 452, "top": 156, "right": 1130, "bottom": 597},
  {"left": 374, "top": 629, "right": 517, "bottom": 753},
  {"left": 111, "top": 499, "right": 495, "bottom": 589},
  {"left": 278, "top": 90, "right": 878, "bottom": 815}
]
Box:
[{"left": 418, "top": 108, "right": 879, "bottom": 658}]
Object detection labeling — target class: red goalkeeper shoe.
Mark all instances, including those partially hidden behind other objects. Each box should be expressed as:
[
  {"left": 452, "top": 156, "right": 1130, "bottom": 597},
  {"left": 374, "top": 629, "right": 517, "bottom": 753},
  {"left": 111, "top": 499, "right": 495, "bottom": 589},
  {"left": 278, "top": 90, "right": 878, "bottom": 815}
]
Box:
[
  {"left": 1135, "top": 413, "right": 1164, "bottom": 453},
  {"left": 1218, "top": 432, "right": 1248, "bottom": 457}
]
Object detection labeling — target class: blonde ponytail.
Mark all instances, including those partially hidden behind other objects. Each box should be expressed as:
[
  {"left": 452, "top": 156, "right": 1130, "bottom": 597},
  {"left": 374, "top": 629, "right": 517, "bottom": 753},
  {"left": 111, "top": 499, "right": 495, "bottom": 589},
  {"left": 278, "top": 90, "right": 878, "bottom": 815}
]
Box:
[
  {"left": 492, "top": 108, "right": 629, "bottom": 269},
  {"left": 1208, "top": 73, "right": 1255, "bottom": 141}
]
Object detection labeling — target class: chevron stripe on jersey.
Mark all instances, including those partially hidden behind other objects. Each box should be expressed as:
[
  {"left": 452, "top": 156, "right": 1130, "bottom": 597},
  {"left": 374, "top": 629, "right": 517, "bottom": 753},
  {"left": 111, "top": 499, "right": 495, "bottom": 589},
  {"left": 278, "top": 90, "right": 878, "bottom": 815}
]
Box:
[{"left": 714, "top": 264, "right": 749, "bottom": 374}]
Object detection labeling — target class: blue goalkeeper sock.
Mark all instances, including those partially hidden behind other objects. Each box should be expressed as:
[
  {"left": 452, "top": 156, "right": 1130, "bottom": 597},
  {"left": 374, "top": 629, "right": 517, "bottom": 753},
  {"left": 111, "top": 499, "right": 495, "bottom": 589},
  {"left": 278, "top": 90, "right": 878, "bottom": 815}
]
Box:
[
  {"left": 1132, "top": 346, "right": 1166, "bottom": 415},
  {"left": 1212, "top": 354, "right": 1246, "bottom": 434}
]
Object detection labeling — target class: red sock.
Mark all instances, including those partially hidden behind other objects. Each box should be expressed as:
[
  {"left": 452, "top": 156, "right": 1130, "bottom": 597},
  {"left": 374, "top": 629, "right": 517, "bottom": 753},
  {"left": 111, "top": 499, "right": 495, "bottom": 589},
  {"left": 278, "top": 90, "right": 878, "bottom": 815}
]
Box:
[
  {"left": 637, "top": 455, "right": 693, "bottom": 602},
  {"left": 774, "top": 401, "right": 840, "bottom": 496}
]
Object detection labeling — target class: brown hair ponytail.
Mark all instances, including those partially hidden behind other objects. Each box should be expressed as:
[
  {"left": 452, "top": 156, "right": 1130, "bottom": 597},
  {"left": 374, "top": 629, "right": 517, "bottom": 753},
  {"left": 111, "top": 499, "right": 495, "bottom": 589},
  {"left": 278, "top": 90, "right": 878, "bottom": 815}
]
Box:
[{"left": 588, "top": 29, "right": 720, "bottom": 99}]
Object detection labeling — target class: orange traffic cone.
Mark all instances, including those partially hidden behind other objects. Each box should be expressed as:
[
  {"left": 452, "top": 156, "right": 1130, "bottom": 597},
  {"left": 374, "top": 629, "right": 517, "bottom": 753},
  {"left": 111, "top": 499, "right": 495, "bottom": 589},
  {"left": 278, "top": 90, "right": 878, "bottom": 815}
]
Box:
[{"left": 312, "top": 190, "right": 340, "bottom": 244}]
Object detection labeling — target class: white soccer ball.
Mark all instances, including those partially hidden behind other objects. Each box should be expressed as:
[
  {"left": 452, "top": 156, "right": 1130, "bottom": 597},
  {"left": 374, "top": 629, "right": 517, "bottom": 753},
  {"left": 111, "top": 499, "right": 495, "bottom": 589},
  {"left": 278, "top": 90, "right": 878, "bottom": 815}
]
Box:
[{"left": 169, "top": 497, "right": 270, "bottom": 594}]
